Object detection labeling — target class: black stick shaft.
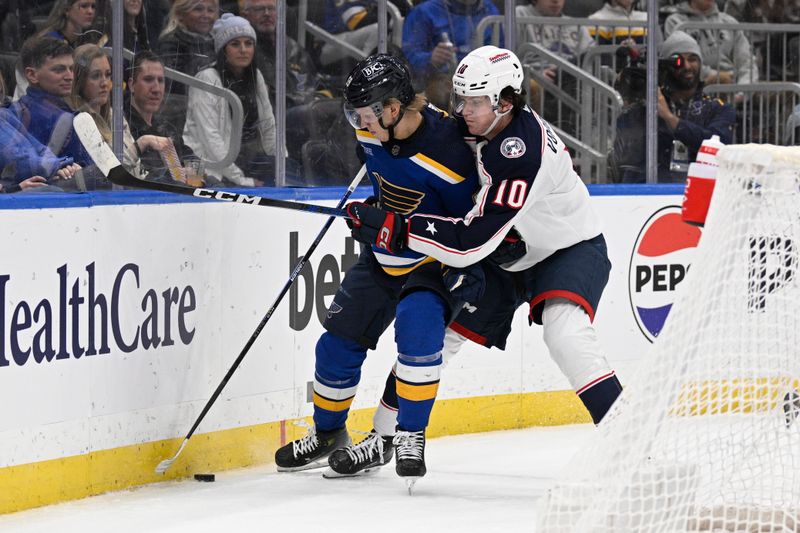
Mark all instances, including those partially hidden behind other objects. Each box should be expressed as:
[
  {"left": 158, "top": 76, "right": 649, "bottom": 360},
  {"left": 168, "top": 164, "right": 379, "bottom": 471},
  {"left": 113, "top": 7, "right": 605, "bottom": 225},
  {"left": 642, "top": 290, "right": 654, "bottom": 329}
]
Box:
[
  {"left": 107, "top": 166, "right": 347, "bottom": 217},
  {"left": 181, "top": 165, "right": 366, "bottom": 441}
]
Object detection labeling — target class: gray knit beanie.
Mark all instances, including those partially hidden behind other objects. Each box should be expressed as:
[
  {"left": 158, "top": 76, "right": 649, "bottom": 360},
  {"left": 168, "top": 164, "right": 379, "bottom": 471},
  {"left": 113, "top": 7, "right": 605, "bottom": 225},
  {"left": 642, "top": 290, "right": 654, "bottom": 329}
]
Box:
[
  {"left": 212, "top": 13, "right": 257, "bottom": 53},
  {"left": 660, "top": 30, "right": 703, "bottom": 63}
]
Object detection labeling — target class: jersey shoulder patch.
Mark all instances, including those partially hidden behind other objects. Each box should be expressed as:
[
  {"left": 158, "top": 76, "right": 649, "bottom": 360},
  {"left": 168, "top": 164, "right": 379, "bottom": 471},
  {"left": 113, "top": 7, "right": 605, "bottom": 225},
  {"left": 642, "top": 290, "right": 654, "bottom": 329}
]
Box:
[{"left": 500, "top": 136, "right": 526, "bottom": 158}]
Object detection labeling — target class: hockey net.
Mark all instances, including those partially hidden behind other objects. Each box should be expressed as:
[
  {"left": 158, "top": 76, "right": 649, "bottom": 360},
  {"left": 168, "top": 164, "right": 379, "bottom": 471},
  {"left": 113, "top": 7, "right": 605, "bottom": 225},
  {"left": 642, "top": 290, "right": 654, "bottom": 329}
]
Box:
[{"left": 536, "top": 144, "right": 800, "bottom": 533}]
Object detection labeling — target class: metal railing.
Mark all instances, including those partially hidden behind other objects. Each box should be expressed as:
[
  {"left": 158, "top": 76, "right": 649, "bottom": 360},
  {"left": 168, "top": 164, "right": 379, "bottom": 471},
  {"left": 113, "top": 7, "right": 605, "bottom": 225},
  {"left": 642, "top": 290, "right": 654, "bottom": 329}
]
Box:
[
  {"left": 474, "top": 15, "right": 650, "bottom": 50},
  {"left": 518, "top": 42, "right": 623, "bottom": 183},
  {"left": 673, "top": 21, "right": 800, "bottom": 84},
  {"left": 704, "top": 82, "right": 800, "bottom": 145},
  {"left": 109, "top": 48, "right": 243, "bottom": 172},
  {"left": 297, "top": 0, "right": 403, "bottom": 58}
]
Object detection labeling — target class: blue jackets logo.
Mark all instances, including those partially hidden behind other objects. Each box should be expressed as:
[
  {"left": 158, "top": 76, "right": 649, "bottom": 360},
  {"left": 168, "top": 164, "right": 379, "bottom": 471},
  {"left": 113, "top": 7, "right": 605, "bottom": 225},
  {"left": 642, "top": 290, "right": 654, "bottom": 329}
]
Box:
[{"left": 628, "top": 206, "right": 701, "bottom": 342}]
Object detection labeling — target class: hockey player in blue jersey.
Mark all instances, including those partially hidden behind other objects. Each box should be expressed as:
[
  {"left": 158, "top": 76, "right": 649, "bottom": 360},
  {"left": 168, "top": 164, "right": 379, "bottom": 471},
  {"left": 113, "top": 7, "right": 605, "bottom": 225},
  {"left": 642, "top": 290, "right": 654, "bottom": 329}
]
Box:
[
  {"left": 347, "top": 46, "right": 623, "bottom": 433},
  {"left": 274, "top": 54, "right": 481, "bottom": 484}
]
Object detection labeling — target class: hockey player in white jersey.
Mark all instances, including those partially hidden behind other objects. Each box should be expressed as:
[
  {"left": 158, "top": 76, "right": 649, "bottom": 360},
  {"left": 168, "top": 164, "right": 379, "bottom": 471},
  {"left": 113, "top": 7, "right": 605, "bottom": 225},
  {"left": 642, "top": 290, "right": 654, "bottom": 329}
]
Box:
[{"left": 347, "top": 45, "right": 623, "bottom": 429}]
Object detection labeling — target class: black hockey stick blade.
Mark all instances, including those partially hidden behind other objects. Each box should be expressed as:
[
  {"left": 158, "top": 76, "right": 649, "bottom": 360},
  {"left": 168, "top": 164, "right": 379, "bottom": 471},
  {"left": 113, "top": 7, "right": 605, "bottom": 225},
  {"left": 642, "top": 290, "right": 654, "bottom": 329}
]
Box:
[{"left": 73, "top": 112, "right": 347, "bottom": 218}]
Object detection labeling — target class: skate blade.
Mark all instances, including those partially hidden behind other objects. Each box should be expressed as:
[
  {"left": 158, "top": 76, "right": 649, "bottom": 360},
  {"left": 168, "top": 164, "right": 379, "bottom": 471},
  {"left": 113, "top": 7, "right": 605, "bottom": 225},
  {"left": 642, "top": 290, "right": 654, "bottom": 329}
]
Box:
[
  {"left": 276, "top": 459, "right": 330, "bottom": 473},
  {"left": 322, "top": 466, "right": 382, "bottom": 479},
  {"left": 405, "top": 476, "right": 422, "bottom": 494}
]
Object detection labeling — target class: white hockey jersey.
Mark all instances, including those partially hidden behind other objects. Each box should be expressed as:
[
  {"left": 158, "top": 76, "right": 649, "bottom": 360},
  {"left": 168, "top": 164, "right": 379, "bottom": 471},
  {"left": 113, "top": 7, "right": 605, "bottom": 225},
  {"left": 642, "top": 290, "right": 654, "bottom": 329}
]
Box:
[{"left": 406, "top": 106, "right": 601, "bottom": 271}]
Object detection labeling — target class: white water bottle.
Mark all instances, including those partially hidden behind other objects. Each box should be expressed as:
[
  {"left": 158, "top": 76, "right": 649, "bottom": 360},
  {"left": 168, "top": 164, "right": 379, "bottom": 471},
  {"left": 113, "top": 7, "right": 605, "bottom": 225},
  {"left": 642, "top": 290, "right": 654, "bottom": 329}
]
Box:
[{"left": 695, "top": 134, "right": 724, "bottom": 166}]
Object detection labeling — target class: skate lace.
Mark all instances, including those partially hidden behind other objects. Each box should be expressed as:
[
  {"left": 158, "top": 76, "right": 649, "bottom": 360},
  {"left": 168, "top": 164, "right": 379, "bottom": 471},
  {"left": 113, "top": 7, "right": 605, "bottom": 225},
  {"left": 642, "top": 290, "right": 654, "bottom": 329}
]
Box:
[
  {"left": 291, "top": 421, "right": 320, "bottom": 458},
  {"left": 393, "top": 431, "right": 424, "bottom": 461},
  {"left": 344, "top": 431, "right": 385, "bottom": 465}
]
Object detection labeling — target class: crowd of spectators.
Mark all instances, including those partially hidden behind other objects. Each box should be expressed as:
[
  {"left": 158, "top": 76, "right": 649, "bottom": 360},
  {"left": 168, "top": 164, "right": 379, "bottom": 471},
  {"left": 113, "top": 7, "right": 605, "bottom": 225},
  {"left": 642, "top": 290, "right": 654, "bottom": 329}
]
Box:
[{"left": 0, "top": 0, "right": 798, "bottom": 191}]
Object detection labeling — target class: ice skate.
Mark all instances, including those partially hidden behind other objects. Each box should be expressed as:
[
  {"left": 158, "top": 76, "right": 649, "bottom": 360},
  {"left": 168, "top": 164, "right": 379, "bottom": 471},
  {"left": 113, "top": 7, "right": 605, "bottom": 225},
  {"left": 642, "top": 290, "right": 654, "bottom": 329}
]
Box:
[
  {"left": 323, "top": 430, "right": 394, "bottom": 478},
  {"left": 275, "top": 423, "right": 350, "bottom": 472},
  {"left": 393, "top": 429, "right": 426, "bottom": 493}
]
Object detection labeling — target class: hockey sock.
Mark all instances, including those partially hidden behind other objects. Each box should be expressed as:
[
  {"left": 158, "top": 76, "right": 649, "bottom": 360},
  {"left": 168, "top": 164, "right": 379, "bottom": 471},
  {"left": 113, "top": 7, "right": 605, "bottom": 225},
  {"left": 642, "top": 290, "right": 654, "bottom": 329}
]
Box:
[
  {"left": 394, "top": 291, "right": 445, "bottom": 432},
  {"left": 578, "top": 374, "right": 623, "bottom": 424},
  {"left": 373, "top": 369, "right": 399, "bottom": 436},
  {"left": 313, "top": 332, "right": 368, "bottom": 431}
]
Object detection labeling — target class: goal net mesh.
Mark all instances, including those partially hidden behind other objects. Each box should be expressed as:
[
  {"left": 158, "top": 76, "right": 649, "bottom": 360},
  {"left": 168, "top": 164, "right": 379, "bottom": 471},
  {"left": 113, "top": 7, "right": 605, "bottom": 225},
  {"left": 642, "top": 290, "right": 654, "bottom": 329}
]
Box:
[{"left": 536, "top": 145, "right": 800, "bottom": 532}]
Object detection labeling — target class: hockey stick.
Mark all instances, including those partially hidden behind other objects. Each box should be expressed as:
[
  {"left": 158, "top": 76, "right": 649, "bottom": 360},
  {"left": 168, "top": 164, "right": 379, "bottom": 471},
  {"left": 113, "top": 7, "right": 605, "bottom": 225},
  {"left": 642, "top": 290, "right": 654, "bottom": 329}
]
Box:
[
  {"left": 153, "top": 163, "right": 367, "bottom": 474},
  {"left": 73, "top": 112, "right": 347, "bottom": 218}
]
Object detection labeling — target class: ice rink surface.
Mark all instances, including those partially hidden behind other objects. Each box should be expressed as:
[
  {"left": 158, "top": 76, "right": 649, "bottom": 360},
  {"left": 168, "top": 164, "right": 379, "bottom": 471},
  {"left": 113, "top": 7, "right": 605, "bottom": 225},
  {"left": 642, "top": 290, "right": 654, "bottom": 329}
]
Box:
[{"left": 0, "top": 424, "right": 593, "bottom": 533}]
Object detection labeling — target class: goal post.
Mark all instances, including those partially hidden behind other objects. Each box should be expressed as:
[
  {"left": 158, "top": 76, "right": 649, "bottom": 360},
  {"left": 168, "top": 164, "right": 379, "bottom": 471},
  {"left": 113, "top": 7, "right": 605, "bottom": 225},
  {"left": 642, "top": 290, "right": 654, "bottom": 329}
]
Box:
[{"left": 536, "top": 144, "right": 800, "bottom": 532}]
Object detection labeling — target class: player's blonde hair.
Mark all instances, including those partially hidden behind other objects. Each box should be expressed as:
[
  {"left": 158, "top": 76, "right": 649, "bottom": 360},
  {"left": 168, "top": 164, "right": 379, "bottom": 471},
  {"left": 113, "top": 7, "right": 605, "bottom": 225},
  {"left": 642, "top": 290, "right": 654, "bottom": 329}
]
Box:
[{"left": 386, "top": 93, "right": 427, "bottom": 113}]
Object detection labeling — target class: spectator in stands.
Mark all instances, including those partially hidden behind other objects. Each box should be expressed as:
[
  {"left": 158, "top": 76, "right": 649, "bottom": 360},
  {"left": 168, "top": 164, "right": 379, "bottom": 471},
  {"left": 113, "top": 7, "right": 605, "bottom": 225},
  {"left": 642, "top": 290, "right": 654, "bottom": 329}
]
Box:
[
  {"left": 125, "top": 51, "right": 205, "bottom": 182},
  {"left": 143, "top": 0, "right": 171, "bottom": 49},
  {"left": 101, "top": 0, "right": 152, "bottom": 52},
  {"left": 240, "top": 0, "right": 333, "bottom": 167},
  {"left": 240, "top": 0, "right": 324, "bottom": 108},
  {"left": 403, "top": 0, "right": 501, "bottom": 109},
  {"left": 9, "top": 37, "right": 92, "bottom": 167},
  {"left": 158, "top": 0, "right": 218, "bottom": 76},
  {"left": 516, "top": 0, "right": 595, "bottom": 71},
  {"left": 664, "top": 0, "right": 758, "bottom": 87},
  {"left": 11, "top": 0, "right": 105, "bottom": 98},
  {"left": 0, "top": 107, "right": 81, "bottom": 192},
  {"left": 157, "top": 0, "right": 219, "bottom": 138},
  {"left": 69, "top": 44, "right": 172, "bottom": 183},
  {"left": 0, "top": 0, "right": 37, "bottom": 52},
  {"left": 562, "top": 0, "right": 605, "bottom": 16},
  {"left": 516, "top": 0, "right": 594, "bottom": 135},
  {"left": 38, "top": 0, "right": 103, "bottom": 47},
  {"left": 588, "top": 0, "right": 649, "bottom": 45},
  {"left": 183, "top": 13, "right": 286, "bottom": 187},
  {"left": 609, "top": 31, "right": 735, "bottom": 183},
  {"left": 319, "top": 1, "right": 380, "bottom": 67},
  {"left": 724, "top": 0, "right": 800, "bottom": 80}
]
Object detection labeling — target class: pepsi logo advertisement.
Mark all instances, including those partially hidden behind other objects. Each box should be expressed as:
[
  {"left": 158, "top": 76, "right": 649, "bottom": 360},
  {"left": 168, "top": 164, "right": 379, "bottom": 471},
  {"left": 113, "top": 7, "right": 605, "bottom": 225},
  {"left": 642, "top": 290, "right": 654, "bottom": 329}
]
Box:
[{"left": 628, "top": 206, "right": 702, "bottom": 342}]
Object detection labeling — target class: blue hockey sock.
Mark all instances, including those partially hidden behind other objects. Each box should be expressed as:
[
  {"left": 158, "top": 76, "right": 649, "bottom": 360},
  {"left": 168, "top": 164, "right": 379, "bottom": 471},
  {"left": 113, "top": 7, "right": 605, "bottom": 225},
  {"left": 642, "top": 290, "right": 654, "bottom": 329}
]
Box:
[
  {"left": 312, "top": 332, "right": 367, "bottom": 431},
  {"left": 394, "top": 291, "right": 445, "bottom": 432}
]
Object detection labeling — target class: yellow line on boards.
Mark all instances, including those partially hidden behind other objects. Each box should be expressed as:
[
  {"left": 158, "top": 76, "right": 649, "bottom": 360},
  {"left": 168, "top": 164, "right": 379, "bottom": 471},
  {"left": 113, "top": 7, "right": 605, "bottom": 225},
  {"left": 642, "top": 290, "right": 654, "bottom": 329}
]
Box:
[{"left": 0, "top": 390, "right": 588, "bottom": 515}]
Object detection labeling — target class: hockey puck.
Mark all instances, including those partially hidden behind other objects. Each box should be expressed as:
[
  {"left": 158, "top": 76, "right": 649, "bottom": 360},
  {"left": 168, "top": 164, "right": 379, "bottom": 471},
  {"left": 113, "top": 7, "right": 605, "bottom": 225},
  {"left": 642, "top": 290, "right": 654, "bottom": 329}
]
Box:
[{"left": 194, "top": 473, "right": 215, "bottom": 482}]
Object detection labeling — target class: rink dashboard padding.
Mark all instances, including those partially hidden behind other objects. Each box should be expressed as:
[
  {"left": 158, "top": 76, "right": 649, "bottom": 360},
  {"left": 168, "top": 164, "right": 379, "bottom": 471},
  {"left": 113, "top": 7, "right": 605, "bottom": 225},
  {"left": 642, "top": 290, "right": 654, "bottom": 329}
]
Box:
[{"left": 0, "top": 186, "right": 692, "bottom": 514}]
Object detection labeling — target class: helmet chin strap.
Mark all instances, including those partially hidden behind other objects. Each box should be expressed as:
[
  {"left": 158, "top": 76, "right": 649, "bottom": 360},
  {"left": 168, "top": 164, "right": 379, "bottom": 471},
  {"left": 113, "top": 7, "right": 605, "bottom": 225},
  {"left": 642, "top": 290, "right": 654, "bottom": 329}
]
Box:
[
  {"left": 479, "top": 106, "right": 512, "bottom": 137},
  {"left": 379, "top": 107, "right": 406, "bottom": 142}
]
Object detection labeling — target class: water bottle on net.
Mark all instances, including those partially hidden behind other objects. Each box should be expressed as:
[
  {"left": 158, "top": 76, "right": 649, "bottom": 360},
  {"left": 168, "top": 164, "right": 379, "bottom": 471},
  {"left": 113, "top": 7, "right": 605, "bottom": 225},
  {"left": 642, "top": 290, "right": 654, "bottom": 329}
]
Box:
[{"left": 681, "top": 135, "right": 724, "bottom": 227}]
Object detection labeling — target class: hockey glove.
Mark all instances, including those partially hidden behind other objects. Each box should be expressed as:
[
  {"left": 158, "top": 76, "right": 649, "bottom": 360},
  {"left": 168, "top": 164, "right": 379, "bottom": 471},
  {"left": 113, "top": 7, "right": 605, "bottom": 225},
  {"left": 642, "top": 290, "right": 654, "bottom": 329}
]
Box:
[
  {"left": 443, "top": 263, "right": 486, "bottom": 304},
  {"left": 346, "top": 201, "right": 407, "bottom": 253},
  {"left": 488, "top": 229, "right": 526, "bottom": 266}
]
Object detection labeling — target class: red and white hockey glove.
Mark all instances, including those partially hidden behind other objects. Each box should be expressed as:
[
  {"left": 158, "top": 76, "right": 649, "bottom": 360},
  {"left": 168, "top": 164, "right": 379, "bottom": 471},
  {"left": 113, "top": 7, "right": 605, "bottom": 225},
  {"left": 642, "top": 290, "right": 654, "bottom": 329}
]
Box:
[{"left": 346, "top": 201, "right": 407, "bottom": 253}]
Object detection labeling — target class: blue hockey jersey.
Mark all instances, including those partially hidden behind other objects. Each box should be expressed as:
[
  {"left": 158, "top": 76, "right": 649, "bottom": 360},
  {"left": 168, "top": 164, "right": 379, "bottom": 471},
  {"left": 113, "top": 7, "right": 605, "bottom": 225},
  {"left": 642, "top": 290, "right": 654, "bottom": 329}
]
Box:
[{"left": 356, "top": 104, "right": 479, "bottom": 275}]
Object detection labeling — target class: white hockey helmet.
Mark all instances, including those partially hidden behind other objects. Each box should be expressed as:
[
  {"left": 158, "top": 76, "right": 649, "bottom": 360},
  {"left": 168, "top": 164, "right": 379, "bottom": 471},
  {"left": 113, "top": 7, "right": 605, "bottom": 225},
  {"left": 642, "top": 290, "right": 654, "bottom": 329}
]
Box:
[{"left": 451, "top": 45, "right": 523, "bottom": 109}]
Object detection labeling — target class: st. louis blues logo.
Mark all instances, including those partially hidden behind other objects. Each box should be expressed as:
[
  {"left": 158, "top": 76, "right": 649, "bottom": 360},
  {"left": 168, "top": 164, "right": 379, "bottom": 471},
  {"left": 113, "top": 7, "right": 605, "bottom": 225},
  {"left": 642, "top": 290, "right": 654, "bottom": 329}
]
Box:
[
  {"left": 500, "top": 137, "right": 526, "bottom": 158},
  {"left": 327, "top": 301, "right": 343, "bottom": 318}
]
